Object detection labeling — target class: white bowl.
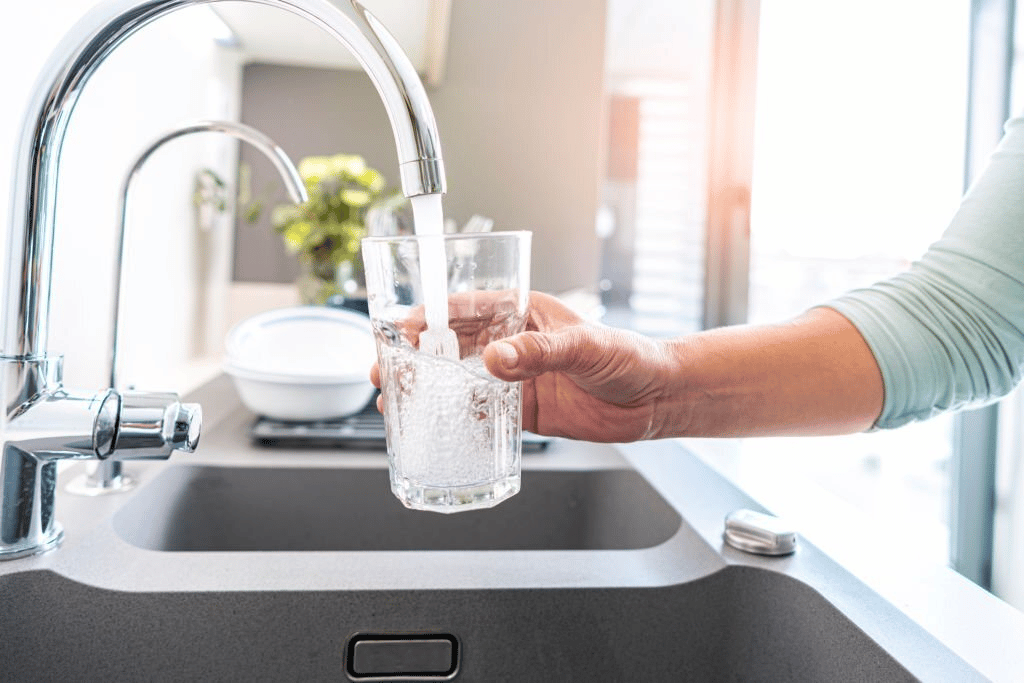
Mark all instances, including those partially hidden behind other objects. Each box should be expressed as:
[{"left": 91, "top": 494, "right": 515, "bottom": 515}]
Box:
[
  {"left": 223, "top": 306, "right": 377, "bottom": 421},
  {"left": 223, "top": 363, "right": 377, "bottom": 421}
]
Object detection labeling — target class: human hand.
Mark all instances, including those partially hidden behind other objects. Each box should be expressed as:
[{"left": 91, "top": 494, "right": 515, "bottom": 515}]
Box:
[
  {"left": 370, "top": 294, "right": 885, "bottom": 441},
  {"left": 481, "top": 292, "right": 680, "bottom": 442},
  {"left": 369, "top": 291, "right": 680, "bottom": 443}
]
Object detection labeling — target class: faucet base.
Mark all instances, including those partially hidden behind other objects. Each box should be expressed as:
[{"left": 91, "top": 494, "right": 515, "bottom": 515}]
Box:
[
  {"left": 65, "top": 466, "right": 137, "bottom": 496},
  {"left": 0, "top": 524, "right": 63, "bottom": 561}
]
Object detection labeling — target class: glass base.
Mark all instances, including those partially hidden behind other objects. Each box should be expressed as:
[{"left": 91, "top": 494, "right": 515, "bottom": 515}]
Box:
[{"left": 392, "top": 475, "right": 521, "bottom": 514}]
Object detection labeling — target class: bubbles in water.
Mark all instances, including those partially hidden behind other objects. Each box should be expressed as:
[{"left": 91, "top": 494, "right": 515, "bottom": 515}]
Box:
[{"left": 379, "top": 341, "right": 521, "bottom": 489}]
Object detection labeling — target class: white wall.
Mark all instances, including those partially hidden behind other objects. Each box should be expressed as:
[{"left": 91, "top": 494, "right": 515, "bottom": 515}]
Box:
[
  {"left": 234, "top": 0, "right": 608, "bottom": 295},
  {"left": 1, "top": 3, "right": 243, "bottom": 393}
]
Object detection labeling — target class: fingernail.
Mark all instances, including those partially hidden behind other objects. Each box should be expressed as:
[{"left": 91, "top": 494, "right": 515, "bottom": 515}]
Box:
[{"left": 494, "top": 341, "right": 519, "bottom": 369}]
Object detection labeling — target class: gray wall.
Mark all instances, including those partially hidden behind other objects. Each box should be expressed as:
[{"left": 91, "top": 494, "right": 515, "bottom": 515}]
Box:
[{"left": 234, "top": 0, "right": 607, "bottom": 294}]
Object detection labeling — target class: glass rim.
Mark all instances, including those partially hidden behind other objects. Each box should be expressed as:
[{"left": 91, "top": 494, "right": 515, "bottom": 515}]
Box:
[{"left": 361, "top": 229, "right": 532, "bottom": 245}]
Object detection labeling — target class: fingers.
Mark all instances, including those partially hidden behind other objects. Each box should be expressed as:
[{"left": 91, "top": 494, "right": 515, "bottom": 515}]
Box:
[
  {"left": 482, "top": 291, "right": 590, "bottom": 381},
  {"left": 525, "top": 291, "right": 585, "bottom": 331},
  {"left": 370, "top": 364, "right": 384, "bottom": 413},
  {"left": 484, "top": 340, "right": 522, "bottom": 380},
  {"left": 484, "top": 327, "right": 600, "bottom": 381}
]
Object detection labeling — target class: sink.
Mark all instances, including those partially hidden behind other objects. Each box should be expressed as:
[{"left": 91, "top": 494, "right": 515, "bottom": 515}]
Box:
[
  {"left": 1, "top": 564, "right": 982, "bottom": 681},
  {"left": 113, "top": 465, "right": 683, "bottom": 551},
  {"left": 0, "top": 375, "right": 997, "bottom": 682}
]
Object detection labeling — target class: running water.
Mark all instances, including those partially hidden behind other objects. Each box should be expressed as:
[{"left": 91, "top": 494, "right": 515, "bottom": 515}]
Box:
[
  {"left": 410, "top": 193, "right": 445, "bottom": 237},
  {"left": 410, "top": 194, "right": 458, "bottom": 357}
]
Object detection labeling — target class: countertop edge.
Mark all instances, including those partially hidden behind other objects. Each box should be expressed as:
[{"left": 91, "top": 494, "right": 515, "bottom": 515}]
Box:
[{"left": 683, "top": 436, "right": 1024, "bottom": 683}]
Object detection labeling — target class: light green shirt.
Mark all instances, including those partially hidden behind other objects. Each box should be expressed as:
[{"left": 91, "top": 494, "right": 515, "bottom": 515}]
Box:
[{"left": 826, "top": 114, "right": 1024, "bottom": 429}]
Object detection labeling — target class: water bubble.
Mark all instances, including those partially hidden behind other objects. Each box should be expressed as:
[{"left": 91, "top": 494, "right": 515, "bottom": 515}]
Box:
[{"left": 379, "top": 343, "right": 521, "bottom": 488}]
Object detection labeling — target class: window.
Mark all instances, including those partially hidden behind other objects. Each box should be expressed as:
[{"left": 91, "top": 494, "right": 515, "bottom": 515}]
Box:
[
  {"left": 740, "top": 0, "right": 970, "bottom": 566},
  {"left": 601, "top": 0, "right": 972, "bottom": 569},
  {"left": 991, "top": 0, "right": 1024, "bottom": 611},
  {"left": 600, "top": 0, "right": 715, "bottom": 336}
]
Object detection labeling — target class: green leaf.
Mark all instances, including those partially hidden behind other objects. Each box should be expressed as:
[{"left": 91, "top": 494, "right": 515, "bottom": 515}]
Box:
[
  {"left": 357, "top": 168, "right": 385, "bottom": 193},
  {"left": 298, "top": 156, "right": 330, "bottom": 182},
  {"left": 245, "top": 201, "right": 263, "bottom": 222},
  {"left": 270, "top": 204, "right": 300, "bottom": 229},
  {"left": 340, "top": 188, "right": 372, "bottom": 207},
  {"left": 329, "top": 153, "right": 366, "bottom": 179},
  {"left": 282, "top": 221, "right": 312, "bottom": 252},
  {"left": 269, "top": 152, "right": 387, "bottom": 262}
]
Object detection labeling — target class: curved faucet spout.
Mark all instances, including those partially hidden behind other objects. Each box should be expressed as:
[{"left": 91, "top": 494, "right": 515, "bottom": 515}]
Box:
[
  {"left": 3, "top": 0, "right": 446, "bottom": 360},
  {"left": 74, "top": 119, "right": 308, "bottom": 496},
  {"left": 109, "top": 119, "right": 308, "bottom": 390}
]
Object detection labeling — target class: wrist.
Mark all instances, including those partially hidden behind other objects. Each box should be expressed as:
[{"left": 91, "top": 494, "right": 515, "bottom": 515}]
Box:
[{"left": 645, "top": 336, "right": 702, "bottom": 439}]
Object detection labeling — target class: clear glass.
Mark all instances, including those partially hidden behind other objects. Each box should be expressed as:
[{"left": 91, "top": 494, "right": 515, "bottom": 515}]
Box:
[{"left": 361, "top": 231, "right": 531, "bottom": 513}]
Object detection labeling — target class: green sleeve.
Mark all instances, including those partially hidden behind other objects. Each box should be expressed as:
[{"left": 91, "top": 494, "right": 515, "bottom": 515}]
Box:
[{"left": 825, "top": 114, "right": 1024, "bottom": 429}]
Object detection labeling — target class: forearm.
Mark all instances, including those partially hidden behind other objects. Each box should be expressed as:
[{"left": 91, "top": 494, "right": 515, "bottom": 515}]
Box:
[
  {"left": 824, "top": 114, "right": 1024, "bottom": 428},
  {"left": 653, "top": 307, "right": 884, "bottom": 438}
]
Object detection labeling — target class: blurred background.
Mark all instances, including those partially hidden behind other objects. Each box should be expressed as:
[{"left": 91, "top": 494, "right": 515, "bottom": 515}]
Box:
[{"left": 0, "top": 0, "right": 1021, "bottom": 613}]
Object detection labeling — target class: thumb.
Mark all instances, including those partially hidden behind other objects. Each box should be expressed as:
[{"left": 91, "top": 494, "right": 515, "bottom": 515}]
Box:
[{"left": 484, "top": 329, "right": 596, "bottom": 381}]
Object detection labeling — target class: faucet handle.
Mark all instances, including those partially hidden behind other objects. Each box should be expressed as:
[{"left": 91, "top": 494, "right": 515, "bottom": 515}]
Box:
[
  {"left": 171, "top": 402, "right": 202, "bottom": 452},
  {"left": 110, "top": 391, "right": 202, "bottom": 459}
]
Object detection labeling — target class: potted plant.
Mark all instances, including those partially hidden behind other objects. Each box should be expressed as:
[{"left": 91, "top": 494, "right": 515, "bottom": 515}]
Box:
[{"left": 268, "top": 153, "right": 389, "bottom": 305}]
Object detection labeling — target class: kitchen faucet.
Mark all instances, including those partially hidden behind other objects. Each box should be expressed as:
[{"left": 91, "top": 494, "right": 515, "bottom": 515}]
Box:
[
  {"left": 0, "top": 0, "right": 446, "bottom": 559},
  {"left": 68, "top": 120, "right": 308, "bottom": 496}
]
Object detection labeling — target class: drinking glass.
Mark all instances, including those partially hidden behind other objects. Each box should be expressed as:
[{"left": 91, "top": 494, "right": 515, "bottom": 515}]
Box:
[{"left": 361, "top": 231, "right": 531, "bottom": 512}]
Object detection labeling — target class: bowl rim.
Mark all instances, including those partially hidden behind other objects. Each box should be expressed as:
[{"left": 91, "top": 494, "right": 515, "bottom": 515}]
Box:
[
  {"left": 223, "top": 360, "right": 372, "bottom": 386},
  {"left": 224, "top": 305, "right": 375, "bottom": 383}
]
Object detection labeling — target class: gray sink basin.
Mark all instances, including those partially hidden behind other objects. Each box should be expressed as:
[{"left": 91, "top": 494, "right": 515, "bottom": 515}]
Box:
[
  {"left": 1, "top": 562, "right": 981, "bottom": 682},
  {"left": 113, "top": 465, "right": 682, "bottom": 552}
]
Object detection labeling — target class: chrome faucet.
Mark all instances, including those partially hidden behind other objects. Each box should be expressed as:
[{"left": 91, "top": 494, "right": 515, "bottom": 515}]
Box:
[
  {"left": 1, "top": 0, "right": 447, "bottom": 559},
  {"left": 68, "top": 120, "right": 308, "bottom": 496}
]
